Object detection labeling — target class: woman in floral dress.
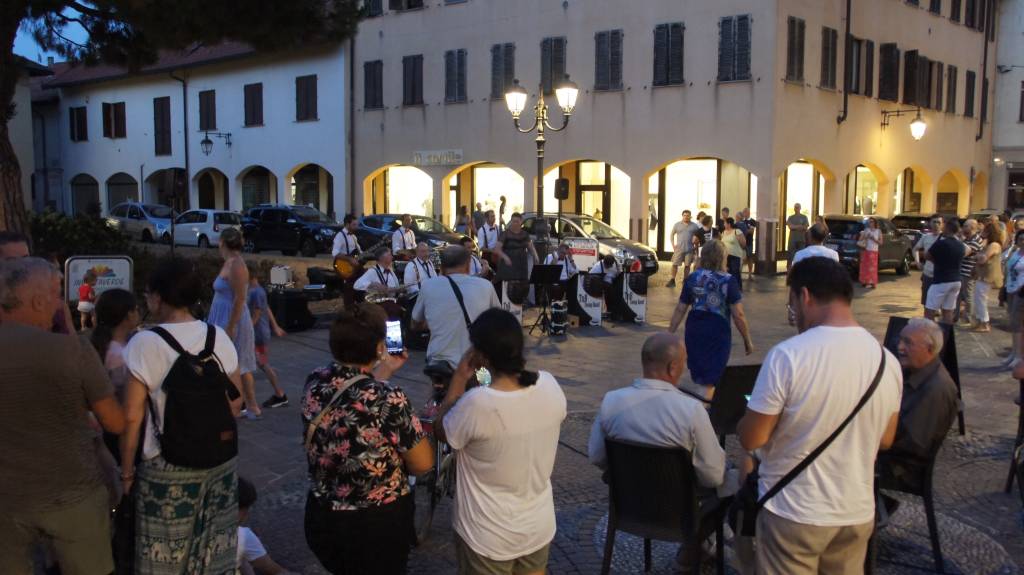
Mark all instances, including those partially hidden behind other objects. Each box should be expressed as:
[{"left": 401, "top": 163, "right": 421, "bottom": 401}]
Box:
[{"left": 301, "top": 303, "right": 433, "bottom": 575}]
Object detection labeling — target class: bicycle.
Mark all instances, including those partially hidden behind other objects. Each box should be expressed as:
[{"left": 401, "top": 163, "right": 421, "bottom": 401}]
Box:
[{"left": 411, "top": 361, "right": 458, "bottom": 545}]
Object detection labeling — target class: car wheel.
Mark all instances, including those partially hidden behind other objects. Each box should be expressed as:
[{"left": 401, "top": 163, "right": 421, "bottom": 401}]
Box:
[
  {"left": 300, "top": 238, "right": 318, "bottom": 258},
  {"left": 281, "top": 249, "right": 297, "bottom": 257},
  {"left": 896, "top": 251, "right": 912, "bottom": 276},
  {"left": 141, "top": 229, "right": 153, "bottom": 243},
  {"left": 198, "top": 236, "right": 210, "bottom": 249}
]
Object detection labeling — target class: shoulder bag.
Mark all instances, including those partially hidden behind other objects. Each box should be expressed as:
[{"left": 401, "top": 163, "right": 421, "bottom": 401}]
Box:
[
  {"left": 446, "top": 276, "right": 473, "bottom": 329},
  {"left": 304, "top": 374, "right": 369, "bottom": 451}
]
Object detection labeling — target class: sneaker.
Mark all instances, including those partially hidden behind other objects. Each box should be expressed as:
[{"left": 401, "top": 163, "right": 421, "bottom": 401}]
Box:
[
  {"left": 262, "top": 394, "right": 289, "bottom": 408},
  {"left": 666, "top": 279, "right": 676, "bottom": 288},
  {"left": 244, "top": 410, "right": 263, "bottom": 420}
]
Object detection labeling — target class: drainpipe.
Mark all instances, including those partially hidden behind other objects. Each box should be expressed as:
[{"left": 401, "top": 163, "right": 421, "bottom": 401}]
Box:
[
  {"left": 836, "top": 0, "right": 852, "bottom": 125},
  {"left": 170, "top": 71, "right": 190, "bottom": 256},
  {"left": 975, "top": 0, "right": 991, "bottom": 141},
  {"left": 347, "top": 36, "right": 357, "bottom": 217}
]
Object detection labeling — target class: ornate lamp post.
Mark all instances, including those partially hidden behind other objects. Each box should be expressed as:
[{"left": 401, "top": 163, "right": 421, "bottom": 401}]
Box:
[{"left": 504, "top": 75, "right": 579, "bottom": 232}]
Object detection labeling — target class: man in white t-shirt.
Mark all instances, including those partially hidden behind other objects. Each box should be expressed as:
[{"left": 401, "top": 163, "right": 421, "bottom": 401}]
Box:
[
  {"left": 738, "top": 257, "right": 901, "bottom": 574},
  {"left": 792, "top": 223, "right": 839, "bottom": 265},
  {"left": 914, "top": 216, "right": 943, "bottom": 306},
  {"left": 412, "top": 246, "right": 501, "bottom": 368},
  {"left": 667, "top": 210, "right": 702, "bottom": 288}
]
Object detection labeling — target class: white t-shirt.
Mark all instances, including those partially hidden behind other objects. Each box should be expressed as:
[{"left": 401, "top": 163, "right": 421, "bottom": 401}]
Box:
[
  {"left": 411, "top": 274, "right": 501, "bottom": 367},
  {"left": 792, "top": 244, "right": 840, "bottom": 264},
  {"left": 237, "top": 526, "right": 268, "bottom": 568},
  {"left": 123, "top": 320, "right": 239, "bottom": 460},
  {"left": 589, "top": 261, "right": 620, "bottom": 284},
  {"left": 402, "top": 258, "right": 437, "bottom": 294},
  {"left": 443, "top": 371, "right": 567, "bottom": 561},
  {"left": 746, "top": 326, "right": 902, "bottom": 526},
  {"left": 915, "top": 232, "right": 939, "bottom": 277}
]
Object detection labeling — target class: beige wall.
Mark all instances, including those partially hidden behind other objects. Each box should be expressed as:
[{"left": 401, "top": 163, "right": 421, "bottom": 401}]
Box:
[
  {"left": 12, "top": 76, "right": 36, "bottom": 211},
  {"left": 353, "top": 0, "right": 995, "bottom": 240}
]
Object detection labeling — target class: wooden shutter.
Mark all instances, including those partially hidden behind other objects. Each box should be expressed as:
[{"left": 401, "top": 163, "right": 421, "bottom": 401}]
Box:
[
  {"left": 445, "top": 50, "right": 457, "bottom": 102},
  {"left": 457, "top": 49, "right": 467, "bottom": 102},
  {"left": 796, "top": 19, "right": 805, "bottom": 81},
  {"left": 367, "top": 0, "right": 382, "bottom": 16},
  {"left": 932, "top": 62, "right": 944, "bottom": 111},
  {"left": 965, "top": 0, "right": 976, "bottom": 28},
  {"left": 735, "top": 15, "right": 751, "bottom": 80},
  {"left": 930, "top": 0, "right": 942, "bottom": 13},
  {"left": 669, "top": 23, "right": 684, "bottom": 85},
  {"left": 964, "top": 70, "right": 976, "bottom": 117},
  {"left": 199, "top": 90, "right": 216, "bottom": 131},
  {"left": 403, "top": 56, "right": 412, "bottom": 105},
  {"left": 820, "top": 28, "right": 836, "bottom": 88},
  {"left": 916, "top": 55, "right": 931, "bottom": 108},
  {"left": 541, "top": 38, "right": 553, "bottom": 93},
  {"left": 903, "top": 50, "right": 919, "bottom": 105},
  {"left": 981, "top": 77, "right": 989, "bottom": 121},
  {"left": 595, "top": 32, "right": 610, "bottom": 90},
  {"left": 863, "top": 40, "right": 874, "bottom": 97},
  {"left": 490, "top": 44, "right": 503, "bottom": 98},
  {"left": 653, "top": 24, "right": 668, "bottom": 86},
  {"left": 308, "top": 76, "right": 318, "bottom": 119},
  {"left": 244, "top": 83, "right": 263, "bottom": 125},
  {"left": 70, "top": 106, "right": 87, "bottom": 141},
  {"left": 553, "top": 38, "right": 566, "bottom": 88},
  {"left": 102, "top": 103, "right": 112, "bottom": 138},
  {"left": 951, "top": 0, "right": 961, "bottom": 21},
  {"left": 717, "top": 17, "right": 735, "bottom": 81},
  {"left": 414, "top": 55, "right": 423, "bottom": 104},
  {"left": 786, "top": 17, "right": 804, "bottom": 81},
  {"left": 114, "top": 102, "right": 126, "bottom": 138},
  {"left": 153, "top": 97, "right": 170, "bottom": 155},
  {"left": 879, "top": 43, "right": 899, "bottom": 101},
  {"left": 503, "top": 43, "right": 515, "bottom": 94},
  {"left": 946, "top": 65, "right": 958, "bottom": 113},
  {"left": 609, "top": 30, "right": 623, "bottom": 89}
]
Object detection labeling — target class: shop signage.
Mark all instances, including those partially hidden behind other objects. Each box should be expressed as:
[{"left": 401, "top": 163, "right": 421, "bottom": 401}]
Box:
[
  {"left": 65, "top": 256, "right": 133, "bottom": 302},
  {"left": 412, "top": 149, "right": 464, "bottom": 167}
]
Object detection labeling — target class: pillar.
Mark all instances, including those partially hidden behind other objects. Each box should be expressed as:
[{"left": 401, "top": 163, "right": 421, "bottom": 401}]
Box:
[{"left": 875, "top": 180, "right": 893, "bottom": 217}]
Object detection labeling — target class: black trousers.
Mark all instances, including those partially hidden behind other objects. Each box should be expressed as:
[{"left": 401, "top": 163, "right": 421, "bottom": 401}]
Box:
[
  {"left": 304, "top": 494, "right": 414, "bottom": 575},
  {"left": 604, "top": 276, "right": 637, "bottom": 322},
  {"left": 727, "top": 255, "right": 743, "bottom": 291}
]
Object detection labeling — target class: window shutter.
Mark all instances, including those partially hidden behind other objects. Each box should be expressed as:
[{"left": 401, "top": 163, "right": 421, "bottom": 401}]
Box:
[
  {"left": 916, "top": 55, "right": 931, "bottom": 108},
  {"left": 951, "top": 0, "right": 961, "bottom": 21},
  {"left": 541, "top": 38, "right": 553, "bottom": 93},
  {"left": 102, "top": 103, "right": 112, "bottom": 138},
  {"left": 309, "top": 76, "right": 318, "bottom": 119},
  {"left": 933, "top": 62, "right": 944, "bottom": 111},
  {"left": 879, "top": 43, "right": 899, "bottom": 101},
  {"left": 445, "top": 50, "right": 457, "bottom": 102},
  {"left": 964, "top": 69, "right": 976, "bottom": 117},
  {"left": 389, "top": 0, "right": 402, "bottom": 9},
  {"left": 946, "top": 65, "right": 957, "bottom": 113},
  {"left": 199, "top": 90, "right": 216, "bottom": 131},
  {"left": 981, "top": 77, "right": 989, "bottom": 121},
  {"left": 903, "top": 49, "right": 919, "bottom": 105},
  {"left": 653, "top": 24, "right": 668, "bottom": 86},
  {"left": 735, "top": 15, "right": 751, "bottom": 80},
  {"left": 669, "top": 23, "right": 684, "bottom": 85},
  {"left": 367, "top": 0, "right": 382, "bottom": 16},
  {"left": 364, "top": 62, "right": 373, "bottom": 107},
  {"left": 930, "top": 0, "right": 942, "bottom": 13},
  {"left": 402, "top": 57, "right": 412, "bottom": 105},
  {"left": 595, "top": 32, "right": 610, "bottom": 90},
  {"left": 965, "top": 0, "right": 976, "bottom": 28},
  {"left": 717, "top": 17, "right": 735, "bottom": 81},
  {"left": 820, "top": 28, "right": 830, "bottom": 87},
  {"left": 796, "top": 19, "right": 805, "bottom": 81},
  {"left": 553, "top": 38, "right": 566, "bottom": 87},
  {"left": 786, "top": 18, "right": 796, "bottom": 80},
  {"left": 153, "top": 97, "right": 170, "bottom": 155},
  {"left": 864, "top": 40, "right": 874, "bottom": 97},
  {"left": 296, "top": 77, "right": 305, "bottom": 120},
  {"left": 414, "top": 55, "right": 423, "bottom": 104},
  {"left": 114, "top": 102, "right": 126, "bottom": 137},
  {"left": 610, "top": 30, "right": 623, "bottom": 89},
  {"left": 490, "top": 44, "right": 503, "bottom": 98},
  {"left": 457, "top": 49, "right": 467, "bottom": 102},
  {"left": 503, "top": 43, "right": 515, "bottom": 93}
]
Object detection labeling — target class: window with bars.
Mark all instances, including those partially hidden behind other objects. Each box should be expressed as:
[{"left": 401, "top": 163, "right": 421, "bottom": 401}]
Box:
[
  {"left": 295, "top": 75, "right": 318, "bottom": 121},
  {"left": 717, "top": 15, "right": 751, "bottom": 82},
  {"left": 847, "top": 37, "right": 874, "bottom": 97},
  {"left": 102, "top": 102, "right": 126, "bottom": 139},
  {"left": 541, "top": 37, "right": 567, "bottom": 94},
  {"left": 785, "top": 17, "right": 805, "bottom": 82},
  {"left": 402, "top": 55, "right": 424, "bottom": 106},
  {"left": 652, "top": 23, "right": 684, "bottom": 86},
  {"left": 364, "top": 61, "right": 384, "bottom": 109},
  {"left": 594, "top": 30, "right": 623, "bottom": 91},
  {"left": 244, "top": 83, "right": 263, "bottom": 126},
  {"left": 820, "top": 27, "right": 838, "bottom": 89},
  {"left": 445, "top": 49, "right": 467, "bottom": 103},
  {"left": 69, "top": 106, "right": 88, "bottom": 142},
  {"left": 879, "top": 43, "right": 900, "bottom": 101},
  {"left": 198, "top": 90, "right": 216, "bottom": 131},
  {"left": 964, "top": 69, "right": 976, "bottom": 117},
  {"left": 946, "top": 65, "right": 958, "bottom": 113},
  {"left": 153, "top": 96, "right": 171, "bottom": 155},
  {"left": 490, "top": 43, "right": 515, "bottom": 99}
]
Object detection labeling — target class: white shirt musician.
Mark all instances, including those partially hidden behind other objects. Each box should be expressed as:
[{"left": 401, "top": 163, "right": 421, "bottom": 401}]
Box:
[
  {"left": 331, "top": 218, "right": 362, "bottom": 258},
  {"left": 403, "top": 243, "right": 437, "bottom": 295},
  {"left": 354, "top": 250, "right": 400, "bottom": 292},
  {"left": 392, "top": 214, "right": 417, "bottom": 253},
  {"left": 544, "top": 246, "right": 578, "bottom": 281},
  {"left": 590, "top": 256, "right": 621, "bottom": 285},
  {"left": 477, "top": 212, "right": 499, "bottom": 250}
]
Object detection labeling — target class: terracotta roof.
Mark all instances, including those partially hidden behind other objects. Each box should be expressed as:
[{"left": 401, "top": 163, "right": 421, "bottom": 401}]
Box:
[
  {"left": 44, "top": 42, "right": 258, "bottom": 89},
  {"left": 15, "top": 55, "right": 54, "bottom": 77},
  {"left": 31, "top": 62, "right": 69, "bottom": 103}
]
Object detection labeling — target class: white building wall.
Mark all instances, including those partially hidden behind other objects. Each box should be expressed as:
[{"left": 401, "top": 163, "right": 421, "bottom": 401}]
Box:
[{"left": 993, "top": 0, "right": 1024, "bottom": 209}]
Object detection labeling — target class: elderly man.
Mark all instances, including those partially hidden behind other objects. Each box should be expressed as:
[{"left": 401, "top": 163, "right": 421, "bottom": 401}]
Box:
[
  {"left": 588, "top": 333, "right": 736, "bottom": 569},
  {"left": 878, "top": 318, "right": 959, "bottom": 491},
  {"left": 792, "top": 222, "right": 840, "bottom": 264},
  {"left": 403, "top": 242, "right": 437, "bottom": 295},
  {"left": 0, "top": 257, "right": 125, "bottom": 575},
  {"left": 955, "top": 219, "right": 982, "bottom": 323}
]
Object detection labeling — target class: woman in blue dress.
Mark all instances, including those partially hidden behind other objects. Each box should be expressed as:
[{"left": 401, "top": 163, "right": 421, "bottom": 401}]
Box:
[
  {"left": 208, "top": 227, "right": 261, "bottom": 418},
  {"left": 668, "top": 239, "right": 754, "bottom": 400}
]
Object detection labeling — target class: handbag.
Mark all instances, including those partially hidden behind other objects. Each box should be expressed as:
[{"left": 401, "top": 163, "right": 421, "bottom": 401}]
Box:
[
  {"left": 730, "top": 344, "right": 887, "bottom": 536},
  {"left": 856, "top": 232, "right": 869, "bottom": 250},
  {"left": 304, "top": 374, "right": 369, "bottom": 451}
]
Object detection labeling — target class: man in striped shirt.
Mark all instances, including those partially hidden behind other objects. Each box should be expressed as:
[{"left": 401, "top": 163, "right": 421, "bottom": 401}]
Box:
[{"left": 956, "top": 219, "right": 982, "bottom": 323}]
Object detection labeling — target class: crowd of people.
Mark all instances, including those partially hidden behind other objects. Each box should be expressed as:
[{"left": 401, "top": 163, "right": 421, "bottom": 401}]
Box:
[{"left": 0, "top": 197, "right": 1003, "bottom": 575}]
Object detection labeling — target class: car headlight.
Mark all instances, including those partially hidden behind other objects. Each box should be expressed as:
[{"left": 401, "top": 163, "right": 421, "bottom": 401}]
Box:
[{"left": 317, "top": 228, "right": 335, "bottom": 239}]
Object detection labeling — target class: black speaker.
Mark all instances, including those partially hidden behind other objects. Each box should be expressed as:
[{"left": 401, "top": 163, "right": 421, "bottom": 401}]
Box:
[
  {"left": 268, "top": 289, "right": 316, "bottom": 332},
  {"left": 554, "top": 178, "right": 570, "bottom": 200}
]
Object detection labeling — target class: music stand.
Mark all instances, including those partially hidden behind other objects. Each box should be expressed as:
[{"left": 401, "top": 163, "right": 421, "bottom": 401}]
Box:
[{"left": 528, "top": 264, "right": 565, "bottom": 335}]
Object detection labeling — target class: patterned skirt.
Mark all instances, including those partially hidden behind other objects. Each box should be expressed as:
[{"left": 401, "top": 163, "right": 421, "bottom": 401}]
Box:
[
  {"left": 859, "top": 250, "right": 879, "bottom": 286},
  {"left": 134, "top": 456, "right": 238, "bottom": 575}
]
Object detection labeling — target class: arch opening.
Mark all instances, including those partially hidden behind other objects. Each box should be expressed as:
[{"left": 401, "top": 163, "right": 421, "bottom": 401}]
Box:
[
  {"left": 195, "top": 168, "right": 229, "bottom": 210},
  {"left": 106, "top": 172, "right": 138, "bottom": 209},
  {"left": 237, "top": 166, "right": 278, "bottom": 210},
  {"left": 445, "top": 162, "right": 525, "bottom": 229},
  {"left": 541, "top": 160, "right": 631, "bottom": 238},
  {"left": 286, "top": 163, "right": 334, "bottom": 217},
  {"left": 363, "top": 165, "right": 434, "bottom": 217},
  {"left": 70, "top": 174, "right": 100, "bottom": 216},
  {"left": 145, "top": 168, "right": 188, "bottom": 212}
]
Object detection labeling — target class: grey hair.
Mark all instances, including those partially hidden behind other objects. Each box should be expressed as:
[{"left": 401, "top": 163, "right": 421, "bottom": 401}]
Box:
[
  {"left": 905, "top": 317, "right": 944, "bottom": 353},
  {"left": 641, "top": 333, "right": 683, "bottom": 369},
  {"left": 441, "top": 245, "right": 470, "bottom": 270},
  {"left": 0, "top": 257, "right": 57, "bottom": 312}
]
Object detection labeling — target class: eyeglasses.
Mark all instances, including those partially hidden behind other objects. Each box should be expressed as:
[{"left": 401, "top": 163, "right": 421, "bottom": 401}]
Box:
[{"left": 787, "top": 303, "right": 796, "bottom": 326}]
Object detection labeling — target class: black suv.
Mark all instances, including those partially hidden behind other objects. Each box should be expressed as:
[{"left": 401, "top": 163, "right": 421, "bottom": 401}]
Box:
[
  {"left": 890, "top": 213, "right": 959, "bottom": 247},
  {"left": 823, "top": 215, "right": 914, "bottom": 276},
  {"left": 241, "top": 204, "right": 341, "bottom": 257}
]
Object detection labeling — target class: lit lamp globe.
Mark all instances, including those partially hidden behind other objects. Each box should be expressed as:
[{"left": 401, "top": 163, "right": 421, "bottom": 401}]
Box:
[
  {"left": 554, "top": 75, "right": 579, "bottom": 114},
  {"left": 910, "top": 113, "right": 927, "bottom": 141},
  {"left": 504, "top": 80, "right": 528, "bottom": 119}
]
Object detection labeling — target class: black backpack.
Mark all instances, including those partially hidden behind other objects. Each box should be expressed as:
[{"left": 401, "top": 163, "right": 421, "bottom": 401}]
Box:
[{"left": 147, "top": 324, "right": 240, "bottom": 469}]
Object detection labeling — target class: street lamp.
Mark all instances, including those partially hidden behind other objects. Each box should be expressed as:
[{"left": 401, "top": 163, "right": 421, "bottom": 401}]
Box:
[
  {"left": 200, "top": 131, "right": 233, "bottom": 156},
  {"left": 881, "top": 107, "right": 927, "bottom": 141},
  {"left": 504, "top": 75, "right": 579, "bottom": 235}
]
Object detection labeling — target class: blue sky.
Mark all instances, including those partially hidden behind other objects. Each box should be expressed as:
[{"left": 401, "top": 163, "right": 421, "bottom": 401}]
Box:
[{"left": 14, "top": 17, "right": 87, "bottom": 64}]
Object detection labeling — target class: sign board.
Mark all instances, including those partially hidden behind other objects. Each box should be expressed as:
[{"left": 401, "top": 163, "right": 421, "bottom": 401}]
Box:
[
  {"left": 65, "top": 256, "right": 133, "bottom": 303},
  {"left": 623, "top": 273, "right": 647, "bottom": 323},
  {"left": 576, "top": 274, "right": 602, "bottom": 326},
  {"left": 563, "top": 238, "right": 600, "bottom": 272},
  {"left": 412, "top": 149, "right": 464, "bottom": 167},
  {"left": 501, "top": 282, "right": 523, "bottom": 325}
]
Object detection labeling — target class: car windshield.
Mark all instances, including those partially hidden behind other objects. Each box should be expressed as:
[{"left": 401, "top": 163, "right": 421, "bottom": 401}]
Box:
[
  {"left": 826, "top": 219, "right": 865, "bottom": 239},
  {"left": 215, "top": 213, "right": 240, "bottom": 225},
  {"left": 291, "top": 206, "right": 334, "bottom": 223},
  {"left": 410, "top": 216, "right": 451, "bottom": 234},
  {"left": 567, "top": 216, "right": 625, "bottom": 240},
  {"left": 143, "top": 204, "right": 174, "bottom": 219}
]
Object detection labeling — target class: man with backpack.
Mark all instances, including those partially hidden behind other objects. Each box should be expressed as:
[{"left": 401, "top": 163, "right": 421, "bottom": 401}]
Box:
[{"left": 737, "top": 257, "right": 901, "bottom": 573}]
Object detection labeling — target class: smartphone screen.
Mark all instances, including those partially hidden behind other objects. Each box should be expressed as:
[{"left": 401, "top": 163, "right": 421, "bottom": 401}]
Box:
[
  {"left": 744, "top": 394, "right": 752, "bottom": 402},
  {"left": 385, "top": 320, "right": 403, "bottom": 355}
]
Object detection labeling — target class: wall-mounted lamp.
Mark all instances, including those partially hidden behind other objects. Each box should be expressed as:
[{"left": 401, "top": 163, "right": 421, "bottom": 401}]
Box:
[
  {"left": 200, "top": 131, "right": 233, "bottom": 156},
  {"left": 881, "top": 107, "right": 926, "bottom": 141}
]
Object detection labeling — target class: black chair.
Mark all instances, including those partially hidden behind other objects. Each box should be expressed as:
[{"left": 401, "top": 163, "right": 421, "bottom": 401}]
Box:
[
  {"left": 601, "top": 438, "right": 726, "bottom": 575},
  {"left": 870, "top": 439, "right": 946, "bottom": 574},
  {"left": 1004, "top": 379, "right": 1024, "bottom": 493}
]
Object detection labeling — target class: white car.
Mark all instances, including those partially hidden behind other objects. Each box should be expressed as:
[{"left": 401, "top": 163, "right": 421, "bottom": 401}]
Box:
[
  {"left": 172, "top": 209, "right": 242, "bottom": 248},
  {"left": 106, "top": 202, "right": 175, "bottom": 243}
]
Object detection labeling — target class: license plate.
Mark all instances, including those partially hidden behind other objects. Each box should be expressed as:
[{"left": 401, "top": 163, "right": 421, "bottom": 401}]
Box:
[{"left": 645, "top": 260, "right": 655, "bottom": 267}]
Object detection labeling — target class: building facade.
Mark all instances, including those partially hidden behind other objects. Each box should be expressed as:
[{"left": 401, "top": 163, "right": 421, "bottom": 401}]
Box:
[
  {"left": 38, "top": 43, "right": 347, "bottom": 219},
  {"left": 993, "top": 0, "right": 1024, "bottom": 211},
  {"left": 352, "top": 0, "right": 997, "bottom": 258},
  {"left": 12, "top": 57, "right": 49, "bottom": 213}
]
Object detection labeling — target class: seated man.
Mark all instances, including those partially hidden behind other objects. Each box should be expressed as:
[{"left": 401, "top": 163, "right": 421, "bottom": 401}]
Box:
[
  {"left": 590, "top": 254, "right": 636, "bottom": 322},
  {"left": 458, "top": 236, "right": 491, "bottom": 278},
  {"left": 588, "top": 333, "right": 737, "bottom": 568},
  {"left": 879, "top": 318, "right": 959, "bottom": 492},
  {"left": 543, "top": 242, "right": 578, "bottom": 299},
  {"left": 402, "top": 242, "right": 437, "bottom": 297},
  {"left": 353, "top": 247, "right": 402, "bottom": 319}
]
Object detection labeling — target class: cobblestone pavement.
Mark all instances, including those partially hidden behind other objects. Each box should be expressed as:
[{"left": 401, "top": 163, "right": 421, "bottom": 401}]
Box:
[{"left": 238, "top": 267, "right": 1023, "bottom": 574}]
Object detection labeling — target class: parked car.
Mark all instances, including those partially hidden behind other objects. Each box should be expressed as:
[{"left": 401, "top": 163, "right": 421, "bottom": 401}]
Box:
[
  {"left": 106, "top": 202, "right": 175, "bottom": 243},
  {"left": 171, "top": 209, "right": 242, "bottom": 248},
  {"left": 521, "top": 212, "right": 660, "bottom": 276},
  {"left": 823, "top": 214, "right": 914, "bottom": 276},
  {"left": 355, "top": 214, "right": 464, "bottom": 252},
  {"left": 240, "top": 204, "right": 342, "bottom": 257},
  {"left": 889, "top": 213, "right": 958, "bottom": 247}
]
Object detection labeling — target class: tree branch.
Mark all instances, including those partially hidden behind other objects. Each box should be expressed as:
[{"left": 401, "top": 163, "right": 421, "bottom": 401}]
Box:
[
  {"left": 68, "top": 1, "right": 116, "bottom": 21},
  {"left": 48, "top": 23, "right": 89, "bottom": 49}
]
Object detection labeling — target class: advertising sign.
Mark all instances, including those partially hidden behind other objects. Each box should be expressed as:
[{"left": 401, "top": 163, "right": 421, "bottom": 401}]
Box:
[
  {"left": 623, "top": 273, "right": 647, "bottom": 323},
  {"left": 501, "top": 282, "right": 523, "bottom": 325},
  {"left": 412, "top": 149, "right": 464, "bottom": 167},
  {"left": 65, "top": 256, "right": 133, "bottom": 303},
  {"left": 577, "top": 274, "right": 602, "bottom": 327},
  {"left": 563, "top": 238, "right": 600, "bottom": 272}
]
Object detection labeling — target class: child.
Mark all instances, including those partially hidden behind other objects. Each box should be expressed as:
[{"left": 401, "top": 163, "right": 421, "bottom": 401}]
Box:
[
  {"left": 77, "top": 269, "right": 98, "bottom": 330},
  {"left": 238, "top": 477, "right": 293, "bottom": 575},
  {"left": 247, "top": 265, "right": 288, "bottom": 408}
]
